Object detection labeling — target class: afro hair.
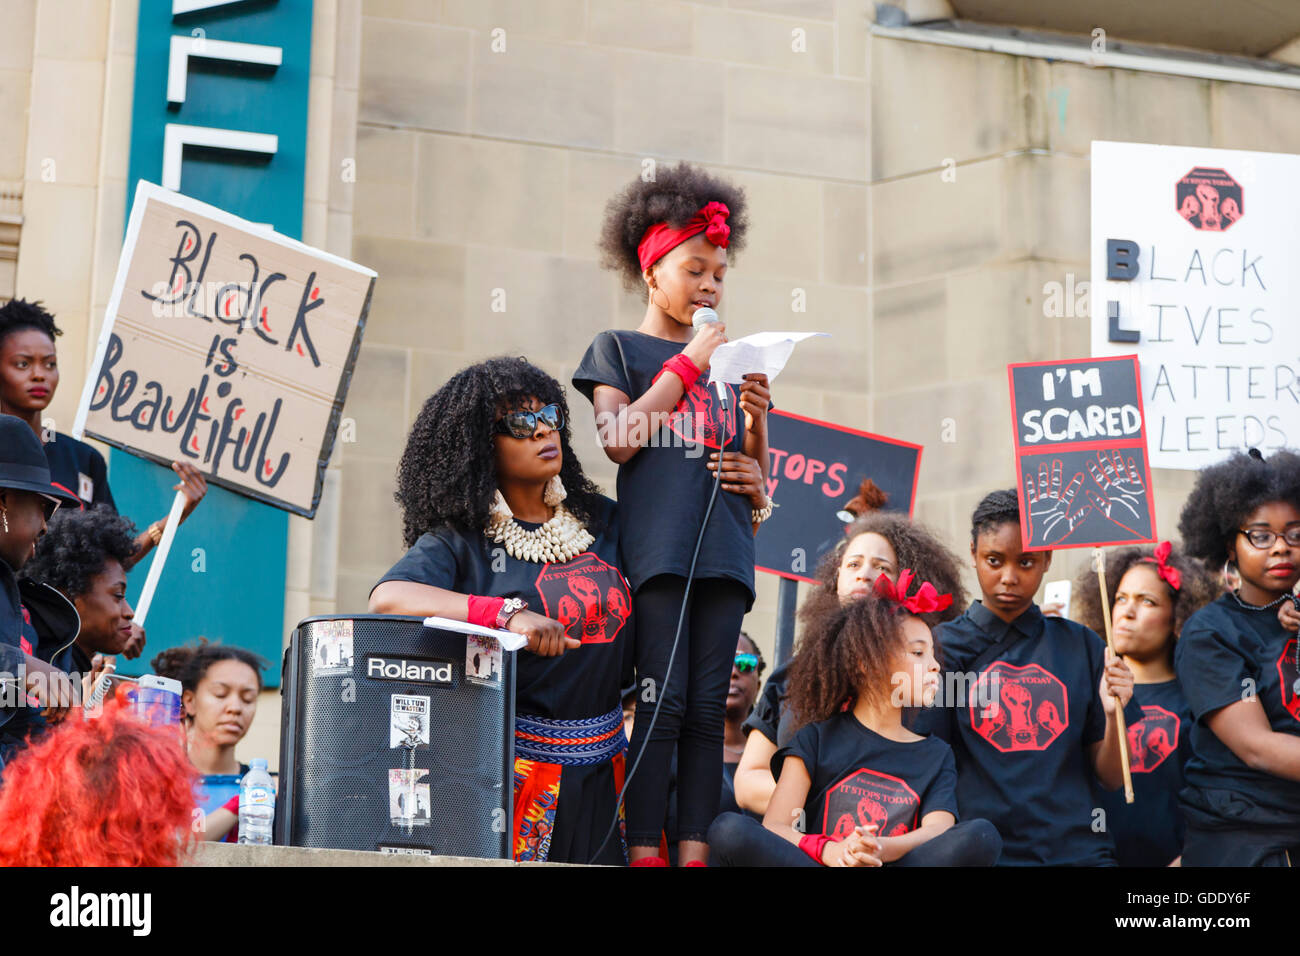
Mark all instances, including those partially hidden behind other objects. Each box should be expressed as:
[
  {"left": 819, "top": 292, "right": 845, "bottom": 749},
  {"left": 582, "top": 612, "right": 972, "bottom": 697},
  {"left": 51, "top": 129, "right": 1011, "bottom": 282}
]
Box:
[
  {"left": 395, "top": 357, "right": 606, "bottom": 547},
  {"left": 1072, "top": 544, "right": 1219, "bottom": 647},
  {"left": 20, "top": 505, "right": 137, "bottom": 599},
  {"left": 597, "top": 162, "right": 749, "bottom": 292},
  {"left": 1178, "top": 449, "right": 1300, "bottom": 566},
  {"left": 151, "top": 637, "right": 267, "bottom": 695},
  {"left": 0, "top": 298, "right": 60, "bottom": 347}
]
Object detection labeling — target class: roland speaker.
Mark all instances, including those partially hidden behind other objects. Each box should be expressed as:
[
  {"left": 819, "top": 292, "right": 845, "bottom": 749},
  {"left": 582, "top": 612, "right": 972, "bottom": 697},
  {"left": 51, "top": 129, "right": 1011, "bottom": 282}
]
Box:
[{"left": 275, "top": 615, "right": 515, "bottom": 858}]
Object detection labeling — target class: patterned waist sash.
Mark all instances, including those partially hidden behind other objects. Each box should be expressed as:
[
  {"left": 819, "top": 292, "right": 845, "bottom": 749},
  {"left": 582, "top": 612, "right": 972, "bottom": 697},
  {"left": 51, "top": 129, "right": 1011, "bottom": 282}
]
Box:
[{"left": 514, "top": 706, "right": 627, "bottom": 766}]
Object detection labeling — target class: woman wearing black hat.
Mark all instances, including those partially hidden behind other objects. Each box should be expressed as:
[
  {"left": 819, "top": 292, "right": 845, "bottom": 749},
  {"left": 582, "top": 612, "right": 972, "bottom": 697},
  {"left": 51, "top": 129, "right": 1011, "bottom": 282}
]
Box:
[{"left": 0, "top": 413, "right": 78, "bottom": 769}]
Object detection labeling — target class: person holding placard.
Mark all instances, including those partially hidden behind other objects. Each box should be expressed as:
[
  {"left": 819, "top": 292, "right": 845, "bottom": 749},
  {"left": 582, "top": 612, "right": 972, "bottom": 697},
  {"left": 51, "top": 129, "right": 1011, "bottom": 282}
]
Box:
[
  {"left": 1174, "top": 449, "right": 1300, "bottom": 866},
  {"left": 916, "top": 488, "right": 1142, "bottom": 865},
  {"left": 574, "top": 164, "right": 774, "bottom": 866},
  {"left": 1073, "top": 544, "right": 1217, "bottom": 866},
  {"left": 0, "top": 299, "right": 209, "bottom": 572}
]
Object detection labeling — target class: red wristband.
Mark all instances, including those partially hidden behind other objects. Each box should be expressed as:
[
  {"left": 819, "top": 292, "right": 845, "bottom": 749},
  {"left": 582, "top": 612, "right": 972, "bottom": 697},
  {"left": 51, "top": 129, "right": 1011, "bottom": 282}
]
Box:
[
  {"left": 798, "top": 833, "right": 837, "bottom": 866},
  {"left": 654, "top": 353, "right": 701, "bottom": 393},
  {"left": 466, "top": 595, "right": 505, "bottom": 629}
]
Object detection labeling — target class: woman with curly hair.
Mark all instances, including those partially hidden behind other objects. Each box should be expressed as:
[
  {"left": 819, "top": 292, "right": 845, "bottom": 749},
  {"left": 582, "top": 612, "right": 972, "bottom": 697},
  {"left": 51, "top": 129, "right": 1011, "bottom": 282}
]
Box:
[
  {"left": 1071, "top": 543, "right": 1217, "bottom": 866},
  {"left": 152, "top": 640, "right": 268, "bottom": 843},
  {"left": 710, "top": 584, "right": 1000, "bottom": 866},
  {"left": 573, "top": 162, "right": 773, "bottom": 866},
  {"left": 732, "top": 512, "right": 967, "bottom": 817},
  {"left": 370, "top": 358, "right": 648, "bottom": 864},
  {"left": 22, "top": 505, "right": 143, "bottom": 673},
  {"left": 0, "top": 702, "right": 197, "bottom": 865},
  {"left": 1173, "top": 449, "right": 1300, "bottom": 866}
]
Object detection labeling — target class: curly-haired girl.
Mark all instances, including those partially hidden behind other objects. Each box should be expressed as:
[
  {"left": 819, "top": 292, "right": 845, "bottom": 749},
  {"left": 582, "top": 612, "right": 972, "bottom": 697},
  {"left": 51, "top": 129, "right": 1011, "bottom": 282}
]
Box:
[
  {"left": 1072, "top": 543, "right": 1217, "bottom": 866},
  {"left": 710, "top": 581, "right": 1000, "bottom": 866},
  {"left": 732, "top": 512, "right": 967, "bottom": 817},
  {"left": 573, "top": 163, "right": 773, "bottom": 866},
  {"left": 1173, "top": 449, "right": 1300, "bottom": 866}
]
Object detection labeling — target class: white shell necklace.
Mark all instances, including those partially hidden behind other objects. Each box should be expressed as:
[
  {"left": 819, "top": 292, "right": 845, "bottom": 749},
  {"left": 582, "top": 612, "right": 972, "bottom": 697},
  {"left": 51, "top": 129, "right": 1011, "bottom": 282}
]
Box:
[{"left": 486, "top": 504, "right": 594, "bottom": 564}]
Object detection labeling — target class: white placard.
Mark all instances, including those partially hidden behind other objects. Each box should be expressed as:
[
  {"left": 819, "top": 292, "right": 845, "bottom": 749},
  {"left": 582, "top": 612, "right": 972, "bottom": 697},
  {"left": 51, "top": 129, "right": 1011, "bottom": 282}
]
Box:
[{"left": 1091, "top": 141, "right": 1299, "bottom": 470}]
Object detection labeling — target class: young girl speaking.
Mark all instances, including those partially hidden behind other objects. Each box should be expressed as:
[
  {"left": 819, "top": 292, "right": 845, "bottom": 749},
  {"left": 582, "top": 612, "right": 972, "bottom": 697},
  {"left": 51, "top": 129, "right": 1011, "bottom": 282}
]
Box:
[
  {"left": 574, "top": 164, "right": 772, "bottom": 865},
  {"left": 709, "top": 574, "right": 1000, "bottom": 867}
]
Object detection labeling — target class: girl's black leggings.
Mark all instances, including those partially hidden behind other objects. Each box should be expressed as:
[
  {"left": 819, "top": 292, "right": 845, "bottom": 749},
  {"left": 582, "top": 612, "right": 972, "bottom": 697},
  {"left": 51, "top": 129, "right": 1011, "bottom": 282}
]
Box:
[
  {"left": 708, "top": 812, "right": 1003, "bottom": 866},
  {"left": 625, "top": 574, "right": 749, "bottom": 846}
]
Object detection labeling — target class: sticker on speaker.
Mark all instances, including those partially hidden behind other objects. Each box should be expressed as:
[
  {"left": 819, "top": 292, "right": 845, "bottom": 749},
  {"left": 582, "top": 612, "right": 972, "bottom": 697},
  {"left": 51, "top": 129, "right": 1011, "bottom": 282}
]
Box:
[
  {"left": 389, "top": 769, "right": 431, "bottom": 828},
  {"left": 312, "top": 619, "right": 354, "bottom": 676},
  {"left": 378, "top": 844, "right": 433, "bottom": 856},
  {"left": 390, "top": 694, "right": 430, "bottom": 749},
  {"left": 465, "top": 634, "right": 502, "bottom": 687}
]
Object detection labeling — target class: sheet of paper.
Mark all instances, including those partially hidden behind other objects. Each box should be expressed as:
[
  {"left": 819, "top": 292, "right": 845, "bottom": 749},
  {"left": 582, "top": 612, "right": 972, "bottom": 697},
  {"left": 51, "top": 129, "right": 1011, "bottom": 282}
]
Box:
[
  {"left": 422, "top": 616, "right": 529, "bottom": 652},
  {"left": 707, "top": 331, "right": 828, "bottom": 385}
]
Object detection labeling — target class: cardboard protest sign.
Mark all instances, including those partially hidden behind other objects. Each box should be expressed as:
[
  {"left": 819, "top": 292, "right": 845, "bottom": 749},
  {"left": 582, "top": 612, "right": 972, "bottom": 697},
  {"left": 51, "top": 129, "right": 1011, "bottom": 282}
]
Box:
[
  {"left": 1091, "top": 141, "right": 1300, "bottom": 470},
  {"left": 73, "top": 181, "right": 375, "bottom": 517},
  {"left": 757, "top": 409, "right": 921, "bottom": 583},
  {"left": 1008, "top": 355, "right": 1156, "bottom": 551}
]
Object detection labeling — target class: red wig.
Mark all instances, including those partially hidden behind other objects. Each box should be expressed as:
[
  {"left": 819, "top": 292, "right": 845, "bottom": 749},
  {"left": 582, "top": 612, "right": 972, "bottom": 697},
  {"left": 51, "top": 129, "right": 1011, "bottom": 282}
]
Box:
[{"left": 0, "top": 704, "right": 198, "bottom": 866}]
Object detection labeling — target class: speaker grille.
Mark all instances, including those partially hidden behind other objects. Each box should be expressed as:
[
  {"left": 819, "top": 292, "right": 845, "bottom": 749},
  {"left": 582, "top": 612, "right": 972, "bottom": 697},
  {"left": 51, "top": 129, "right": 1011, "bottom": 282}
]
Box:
[{"left": 282, "top": 616, "right": 514, "bottom": 858}]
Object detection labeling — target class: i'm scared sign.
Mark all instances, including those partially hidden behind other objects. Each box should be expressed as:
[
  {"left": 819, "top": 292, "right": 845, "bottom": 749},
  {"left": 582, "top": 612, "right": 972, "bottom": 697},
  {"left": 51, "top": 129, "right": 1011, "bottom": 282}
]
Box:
[{"left": 73, "top": 181, "right": 376, "bottom": 516}]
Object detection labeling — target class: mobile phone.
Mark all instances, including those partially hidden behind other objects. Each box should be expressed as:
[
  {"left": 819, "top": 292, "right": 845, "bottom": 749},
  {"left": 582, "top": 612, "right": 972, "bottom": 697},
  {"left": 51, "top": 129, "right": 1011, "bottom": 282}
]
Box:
[{"left": 1044, "top": 580, "right": 1071, "bottom": 611}]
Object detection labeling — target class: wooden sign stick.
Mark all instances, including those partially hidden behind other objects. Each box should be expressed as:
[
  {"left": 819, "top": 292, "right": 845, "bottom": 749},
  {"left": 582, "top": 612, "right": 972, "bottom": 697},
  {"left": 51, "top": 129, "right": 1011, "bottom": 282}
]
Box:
[{"left": 1094, "top": 547, "right": 1135, "bottom": 804}]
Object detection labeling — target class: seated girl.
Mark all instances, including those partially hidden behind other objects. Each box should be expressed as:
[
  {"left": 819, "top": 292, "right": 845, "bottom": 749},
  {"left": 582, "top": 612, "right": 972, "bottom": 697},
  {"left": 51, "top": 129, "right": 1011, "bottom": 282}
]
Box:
[{"left": 709, "top": 575, "right": 1000, "bottom": 866}]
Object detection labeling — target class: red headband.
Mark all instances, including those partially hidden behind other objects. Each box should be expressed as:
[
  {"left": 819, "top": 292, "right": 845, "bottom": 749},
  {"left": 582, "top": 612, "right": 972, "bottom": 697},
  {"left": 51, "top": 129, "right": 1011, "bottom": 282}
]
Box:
[
  {"left": 872, "top": 569, "right": 953, "bottom": 616},
  {"left": 1141, "top": 540, "right": 1182, "bottom": 591},
  {"left": 636, "top": 201, "right": 731, "bottom": 271}
]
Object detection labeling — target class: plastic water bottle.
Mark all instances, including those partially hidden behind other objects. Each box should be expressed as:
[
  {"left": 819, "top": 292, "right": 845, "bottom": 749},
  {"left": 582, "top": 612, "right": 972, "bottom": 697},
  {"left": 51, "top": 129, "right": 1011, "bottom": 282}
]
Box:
[{"left": 238, "top": 759, "right": 275, "bottom": 846}]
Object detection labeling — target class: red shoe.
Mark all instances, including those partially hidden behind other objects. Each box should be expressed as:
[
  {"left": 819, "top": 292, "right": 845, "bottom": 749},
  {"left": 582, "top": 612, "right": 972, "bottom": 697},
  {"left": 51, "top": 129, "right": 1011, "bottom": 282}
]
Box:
[
  {"left": 683, "top": 860, "right": 708, "bottom": 867},
  {"left": 630, "top": 856, "right": 668, "bottom": 867}
]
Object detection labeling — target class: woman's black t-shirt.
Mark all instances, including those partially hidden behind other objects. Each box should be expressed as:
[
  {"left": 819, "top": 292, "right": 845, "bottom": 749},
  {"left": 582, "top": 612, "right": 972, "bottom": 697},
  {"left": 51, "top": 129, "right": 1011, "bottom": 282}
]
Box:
[
  {"left": 1094, "top": 678, "right": 1191, "bottom": 866},
  {"left": 743, "top": 659, "right": 797, "bottom": 747},
  {"left": 45, "top": 433, "right": 115, "bottom": 510},
  {"left": 924, "top": 601, "right": 1144, "bottom": 866},
  {"left": 572, "top": 330, "right": 755, "bottom": 607},
  {"left": 373, "top": 497, "right": 631, "bottom": 720},
  {"left": 1175, "top": 595, "right": 1300, "bottom": 827},
  {"left": 773, "top": 712, "right": 959, "bottom": 839}
]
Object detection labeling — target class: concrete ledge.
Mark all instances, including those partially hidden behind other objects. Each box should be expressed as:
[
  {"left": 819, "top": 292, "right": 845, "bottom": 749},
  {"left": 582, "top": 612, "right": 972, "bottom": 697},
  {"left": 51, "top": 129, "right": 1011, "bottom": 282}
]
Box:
[{"left": 189, "top": 843, "right": 578, "bottom": 867}]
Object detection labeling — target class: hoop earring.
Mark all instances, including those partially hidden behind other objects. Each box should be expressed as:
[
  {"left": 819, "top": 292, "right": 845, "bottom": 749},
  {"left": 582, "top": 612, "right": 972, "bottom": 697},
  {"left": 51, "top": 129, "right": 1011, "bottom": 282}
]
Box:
[{"left": 649, "top": 286, "right": 670, "bottom": 312}]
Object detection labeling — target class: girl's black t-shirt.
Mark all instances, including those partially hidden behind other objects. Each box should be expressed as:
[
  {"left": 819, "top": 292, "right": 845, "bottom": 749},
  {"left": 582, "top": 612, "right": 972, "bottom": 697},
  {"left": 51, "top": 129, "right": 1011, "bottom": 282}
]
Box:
[
  {"left": 373, "top": 496, "right": 631, "bottom": 721},
  {"left": 45, "top": 432, "right": 115, "bottom": 510},
  {"left": 743, "top": 659, "right": 797, "bottom": 747},
  {"left": 773, "top": 712, "right": 959, "bottom": 839},
  {"left": 1093, "top": 678, "right": 1191, "bottom": 867},
  {"left": 572, "top": 330, "right": 755, "bottom": 606},
  {"left": 1175, "top": 595, "right": 1300, "bottom": 826}
]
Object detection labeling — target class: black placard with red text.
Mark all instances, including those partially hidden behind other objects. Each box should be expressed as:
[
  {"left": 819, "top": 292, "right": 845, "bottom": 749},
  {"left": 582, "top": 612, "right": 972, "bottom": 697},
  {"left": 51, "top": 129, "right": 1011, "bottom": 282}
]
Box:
[
  {"left": 1008, "top": 355, "right": 1156, "bottom": 551},
  {"left": 757, "top": 409, "right": 921, "bottom": 582}
]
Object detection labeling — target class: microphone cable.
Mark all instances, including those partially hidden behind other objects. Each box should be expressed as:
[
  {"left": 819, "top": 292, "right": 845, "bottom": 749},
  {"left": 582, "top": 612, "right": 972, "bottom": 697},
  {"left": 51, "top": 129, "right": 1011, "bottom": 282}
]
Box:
[{"left": 589, "top": 375, "right": 730, "bottom": 865}]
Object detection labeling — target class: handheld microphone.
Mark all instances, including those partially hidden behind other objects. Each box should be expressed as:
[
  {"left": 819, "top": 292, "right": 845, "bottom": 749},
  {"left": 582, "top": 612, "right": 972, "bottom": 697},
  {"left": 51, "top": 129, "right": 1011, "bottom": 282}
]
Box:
[{"left": 691, "top": 307, "right": 728, "bottom": 411}]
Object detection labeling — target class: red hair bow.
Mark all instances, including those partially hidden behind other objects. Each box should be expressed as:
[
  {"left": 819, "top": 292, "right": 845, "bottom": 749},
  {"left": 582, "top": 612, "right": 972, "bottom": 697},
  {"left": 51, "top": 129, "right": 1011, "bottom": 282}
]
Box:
[
  {"left": 636, "top": 201, "right": 731, "bottom": 270},
  {"left": 1142, "top": 540, "right": 1182, "bottom": 591},
  {"left": 871, "top": 569, "right": 953, "bottom": 615}
]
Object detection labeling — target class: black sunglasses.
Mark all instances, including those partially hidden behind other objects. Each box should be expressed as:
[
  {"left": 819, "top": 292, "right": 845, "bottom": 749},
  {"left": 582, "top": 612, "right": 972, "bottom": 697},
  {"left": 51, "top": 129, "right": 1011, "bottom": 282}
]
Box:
[{"left": 494, "top": 403, "right": 564, "bottom": 440}]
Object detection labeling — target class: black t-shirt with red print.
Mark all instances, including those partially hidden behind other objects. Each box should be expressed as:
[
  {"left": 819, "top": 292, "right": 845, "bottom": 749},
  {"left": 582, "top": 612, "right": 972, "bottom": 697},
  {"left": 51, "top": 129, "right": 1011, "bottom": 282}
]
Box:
[
  {"left": 374, "top": 496, "right": 631, "bottom": 721},
  {"left": 1094, "top": 679, "right": 1191, "bottom": 866},
  {"left": 1175, "top": 595, "right": 1300, "bottom": 828},
  {"left": 921, "top": 601, "right": 1144, "bottom": 866},
  {"left": 773, "top": 712, "right": 959, "bottom": 840},
  {"left": 573, "top": 330, "right": 754, "bottom": 607}
]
